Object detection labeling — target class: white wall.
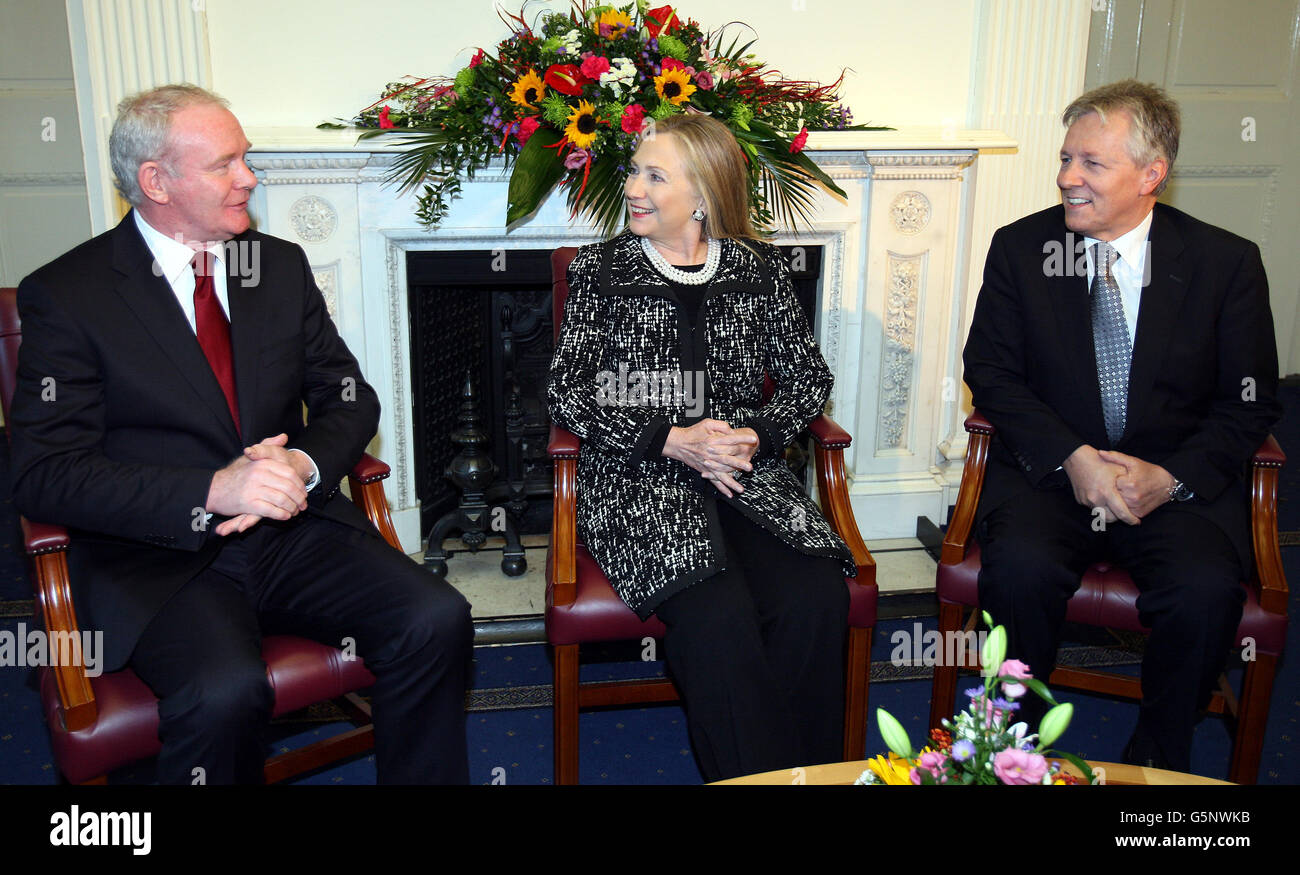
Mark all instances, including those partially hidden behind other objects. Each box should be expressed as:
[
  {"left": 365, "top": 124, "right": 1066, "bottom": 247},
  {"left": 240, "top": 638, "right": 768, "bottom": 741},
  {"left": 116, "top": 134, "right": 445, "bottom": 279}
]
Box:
[
  {"left": 205, "top": 0, "right": 978, "bottom": 130},
  {"left": 0, "top": 0, "right": 91, "bottom": 286}
]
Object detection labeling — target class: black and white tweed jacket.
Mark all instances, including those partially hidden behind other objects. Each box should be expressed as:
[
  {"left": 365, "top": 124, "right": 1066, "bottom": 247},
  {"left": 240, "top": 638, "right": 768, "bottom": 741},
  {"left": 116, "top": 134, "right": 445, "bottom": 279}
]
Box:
[{"left": 547, "top": 231, "right": 855, "bottom": 618}]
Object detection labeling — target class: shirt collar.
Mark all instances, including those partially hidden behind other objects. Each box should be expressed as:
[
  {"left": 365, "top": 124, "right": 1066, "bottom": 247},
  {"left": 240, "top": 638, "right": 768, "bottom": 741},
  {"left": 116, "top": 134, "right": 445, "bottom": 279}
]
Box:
[
  {"left": 1085, "top": 208, "right": 1153, "bottom": 273},
  {"left": 133, "top": 210, "right": 225, "bottom": 286}
]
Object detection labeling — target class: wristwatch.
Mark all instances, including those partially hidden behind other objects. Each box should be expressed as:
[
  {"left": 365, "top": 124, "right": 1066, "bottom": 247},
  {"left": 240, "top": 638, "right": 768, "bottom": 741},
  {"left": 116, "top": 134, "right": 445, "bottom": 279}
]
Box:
[{"left": 1167, "top": 479, "right": 1194, "bottom": 502}]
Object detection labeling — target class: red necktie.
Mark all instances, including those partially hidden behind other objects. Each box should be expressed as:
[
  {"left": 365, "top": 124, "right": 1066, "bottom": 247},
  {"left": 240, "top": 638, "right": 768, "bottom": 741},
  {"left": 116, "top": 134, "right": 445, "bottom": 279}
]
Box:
[{"left": 192, "top": 252, "right": 241, "bottom": 435}]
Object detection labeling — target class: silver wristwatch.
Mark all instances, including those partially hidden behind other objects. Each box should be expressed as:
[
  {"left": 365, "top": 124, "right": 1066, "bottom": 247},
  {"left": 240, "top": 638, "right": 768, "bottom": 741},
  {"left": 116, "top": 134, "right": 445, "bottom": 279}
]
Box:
[{"left": 1168, "top": 479, "right": 1194, "bottom": 502}]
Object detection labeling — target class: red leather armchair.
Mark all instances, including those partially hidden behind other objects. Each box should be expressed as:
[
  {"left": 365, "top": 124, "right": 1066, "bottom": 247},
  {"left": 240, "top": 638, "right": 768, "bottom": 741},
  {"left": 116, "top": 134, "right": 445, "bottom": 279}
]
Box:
[
  {"left": 930, "top": 409, "right": 1287, "bottom": 784},
  {"left": 545, "top": 248, "right": 879, "bottom": 784},
  {"left": 1, "top": 287, "right": 392, "bottom": 784}
]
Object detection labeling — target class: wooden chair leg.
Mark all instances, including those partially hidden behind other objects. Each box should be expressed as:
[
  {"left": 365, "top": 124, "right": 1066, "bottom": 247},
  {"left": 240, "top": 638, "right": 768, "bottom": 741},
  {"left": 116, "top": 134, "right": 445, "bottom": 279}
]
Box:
[
  {"left": 842, "top": 626, "right": 871, "bottom": 761},
  {"left": 929, "top": 602, "right": 964, "bottom": 729},
  {"left": 553, "top": 643, "right": 580, "bottom": 785},
  {"left": 1228, "top": 653, "right": 1277, "bottom": 785}
]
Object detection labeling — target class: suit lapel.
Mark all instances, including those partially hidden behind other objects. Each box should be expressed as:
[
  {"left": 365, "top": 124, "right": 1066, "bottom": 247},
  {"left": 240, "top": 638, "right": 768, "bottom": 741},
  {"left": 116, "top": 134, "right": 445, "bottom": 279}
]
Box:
[
  {"left": 1123, "top": 205, "right": 1187, "bottom": 441},
  {"left": 110, "top": 214, "right": 242, "bottom": 445},
  {"left": 1046, "top": 227, "right": 1105, "bottom": 427},
  {"left": 225, "top": 237, "right": 264, "bottom": 440}
]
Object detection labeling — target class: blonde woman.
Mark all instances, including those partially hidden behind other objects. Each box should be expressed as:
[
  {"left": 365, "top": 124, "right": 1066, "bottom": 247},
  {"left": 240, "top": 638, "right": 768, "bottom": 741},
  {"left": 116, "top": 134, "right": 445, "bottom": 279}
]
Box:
[{"left": 548, "top": 114, "right": 855, "bottom": 781}]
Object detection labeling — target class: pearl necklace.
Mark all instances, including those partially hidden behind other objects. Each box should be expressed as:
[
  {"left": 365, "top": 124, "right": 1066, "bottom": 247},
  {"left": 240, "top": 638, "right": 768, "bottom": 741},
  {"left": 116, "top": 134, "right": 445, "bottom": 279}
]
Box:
[{"left": 640, "top": 236, "right": 721, "bottom": 285}]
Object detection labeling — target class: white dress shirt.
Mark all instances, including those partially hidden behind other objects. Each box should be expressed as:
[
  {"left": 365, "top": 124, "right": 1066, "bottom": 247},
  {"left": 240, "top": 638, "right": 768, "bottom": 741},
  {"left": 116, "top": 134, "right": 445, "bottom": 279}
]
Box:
[{"left": 1083, "top": 208, "right": 1154, "bottom": 345}]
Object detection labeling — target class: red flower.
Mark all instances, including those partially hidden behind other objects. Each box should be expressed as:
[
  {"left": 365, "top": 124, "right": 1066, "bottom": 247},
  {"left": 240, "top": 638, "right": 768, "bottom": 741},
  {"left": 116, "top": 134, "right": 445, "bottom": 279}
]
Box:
[
  {"left": 789, "top": 126, "right": 809, "bottom": 153},
  {"left": 646, "top": 5, "right": 680, "bottom": 38},
  {"left": 378, "top": 105, "right": 394, "bottom": 129},
  {"left": 516, "top": 115, "right": 540, "bottom": 146},
  {"left": 660, "top": 57, "right": 686, "bottom": 73},
  {"left": 580, "top": 55, "right": 611, "bottom": 81},
  {"left": 620, "top": 104, "right": 647, "bottom": 135},
  {"left": 470, "top": 48, "right": 485, "bottom": 68},
  {"left": 544, "top": 63, "right": 588, "bottom": 96}
]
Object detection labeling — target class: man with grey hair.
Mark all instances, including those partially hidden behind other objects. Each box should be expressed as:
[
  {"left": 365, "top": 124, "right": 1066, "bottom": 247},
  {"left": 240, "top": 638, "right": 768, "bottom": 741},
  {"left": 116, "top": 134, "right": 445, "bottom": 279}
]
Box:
[
  {"left": 963, "top": 79, "right": 1279, "bottom": 773},
  {"left": 9, "top": 84, "right": 473, "bottom": 784}
]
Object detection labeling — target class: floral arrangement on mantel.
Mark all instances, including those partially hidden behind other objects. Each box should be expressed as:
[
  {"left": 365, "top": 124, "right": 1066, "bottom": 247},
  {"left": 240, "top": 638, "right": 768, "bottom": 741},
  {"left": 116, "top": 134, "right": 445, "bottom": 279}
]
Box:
[
  {"left": 321, "top": 0, "right": 888, "bottom": 236},
  {"left": 859, "top": 613, "right": 1098, "bottom": 785}
]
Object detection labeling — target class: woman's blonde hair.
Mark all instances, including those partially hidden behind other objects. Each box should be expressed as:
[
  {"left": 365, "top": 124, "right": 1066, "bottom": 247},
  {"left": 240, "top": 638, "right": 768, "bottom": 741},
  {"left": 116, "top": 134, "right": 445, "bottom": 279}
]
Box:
[{"left": 640, "top": 113, "right": 759, "bottom": 243}]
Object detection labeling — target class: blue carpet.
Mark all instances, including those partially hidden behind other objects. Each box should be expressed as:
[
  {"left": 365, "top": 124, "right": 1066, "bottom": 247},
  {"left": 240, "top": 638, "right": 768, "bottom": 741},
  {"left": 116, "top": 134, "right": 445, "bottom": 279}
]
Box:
[{"left": 4, "top": 609, "right": 1291, "bottom": 783}]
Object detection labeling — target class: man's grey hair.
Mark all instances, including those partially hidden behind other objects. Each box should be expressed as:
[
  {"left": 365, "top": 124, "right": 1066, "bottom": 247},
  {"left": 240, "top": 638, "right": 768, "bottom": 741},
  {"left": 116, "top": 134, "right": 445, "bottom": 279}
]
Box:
[
  {"left": 109, "top": 84, "right": 230, "bottom": 206},
  {"left": 1062, "top": 79, "right": 1181, "bottom": 195}
]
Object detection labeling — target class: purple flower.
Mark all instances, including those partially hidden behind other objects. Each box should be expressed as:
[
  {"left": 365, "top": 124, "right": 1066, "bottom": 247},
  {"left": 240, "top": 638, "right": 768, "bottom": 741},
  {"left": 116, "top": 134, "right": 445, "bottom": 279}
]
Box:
[
  {"left": 951, "top": 739, "right": 975, "bottom": 762},
  {"left": 964, "top": 686, "right": 984, "bottom": 700},
  {"left": 991, "top": 697, "right": 1020, "bottom": 711}
]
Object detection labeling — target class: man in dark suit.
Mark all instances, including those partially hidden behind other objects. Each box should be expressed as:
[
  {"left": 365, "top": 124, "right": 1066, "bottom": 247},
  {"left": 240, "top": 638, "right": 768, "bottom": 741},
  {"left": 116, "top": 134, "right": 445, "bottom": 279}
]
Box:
[
  {"left": 963, "top": 80, "right": 1279, "bottom": 772},
  {"left": 8, "top": 84, "right": 473, "bottom": 784}
]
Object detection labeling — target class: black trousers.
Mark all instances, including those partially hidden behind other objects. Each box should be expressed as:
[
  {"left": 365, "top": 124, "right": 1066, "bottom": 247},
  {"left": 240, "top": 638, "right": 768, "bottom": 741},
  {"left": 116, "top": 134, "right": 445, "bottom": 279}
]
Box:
[
  {"left": 655, "top": 499, "right": 849, "bottom": 782},
  {"left": 129, "top": 514, "right": 473, "bottom": 785},
  {"left": 977, "top": 486, "right": 1244, "bottom": 771}
]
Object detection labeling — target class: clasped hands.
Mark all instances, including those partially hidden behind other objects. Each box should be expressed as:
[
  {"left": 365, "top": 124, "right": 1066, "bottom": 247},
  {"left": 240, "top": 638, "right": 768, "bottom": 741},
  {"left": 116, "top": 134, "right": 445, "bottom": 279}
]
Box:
[
  {"left": 205, "top": 433, "right": 314, "bottom": 536},
  {"left": 662, "top": 419, "right": 759, "bottom": 499},
  {"left": 1062, "top": 444, "right": 1177, "bottom": 525}
]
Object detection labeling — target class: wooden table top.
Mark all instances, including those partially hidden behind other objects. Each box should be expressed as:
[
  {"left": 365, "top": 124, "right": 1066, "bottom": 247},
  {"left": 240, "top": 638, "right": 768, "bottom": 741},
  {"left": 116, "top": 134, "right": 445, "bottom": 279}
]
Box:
[{"left": 713, "top": 760, "right": 1232, "bottom": 786}]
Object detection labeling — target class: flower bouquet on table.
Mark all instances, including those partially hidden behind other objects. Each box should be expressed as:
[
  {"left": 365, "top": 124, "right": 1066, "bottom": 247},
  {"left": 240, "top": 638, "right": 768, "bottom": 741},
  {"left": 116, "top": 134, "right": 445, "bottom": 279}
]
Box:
[
  {"left": 858, "top": 612, "right": 1098, "bottom": 785},
  {"left": 322, "top": 0, "right": 887, "bottom": 235}
]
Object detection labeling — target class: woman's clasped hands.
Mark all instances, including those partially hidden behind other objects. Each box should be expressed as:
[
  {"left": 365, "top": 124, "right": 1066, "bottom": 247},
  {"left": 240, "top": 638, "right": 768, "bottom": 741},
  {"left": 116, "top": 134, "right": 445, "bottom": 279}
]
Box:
[{"left": 662, "top": 419, "right": 759, "bottom": 498}]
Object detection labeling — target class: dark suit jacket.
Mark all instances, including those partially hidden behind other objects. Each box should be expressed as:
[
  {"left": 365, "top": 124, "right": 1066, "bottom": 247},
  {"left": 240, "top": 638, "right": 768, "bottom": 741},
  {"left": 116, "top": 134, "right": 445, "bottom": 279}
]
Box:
[
  {"left": 8, "top": 211, "right": 381, "bottom": 672},
  {"left": 963, "top": 203, "right": 1280, "bottom": 568}
]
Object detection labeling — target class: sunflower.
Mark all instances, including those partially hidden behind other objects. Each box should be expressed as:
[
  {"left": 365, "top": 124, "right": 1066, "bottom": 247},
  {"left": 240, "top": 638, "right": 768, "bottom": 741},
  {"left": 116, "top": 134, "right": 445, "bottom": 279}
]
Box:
[
  {"left": 654, "top": 67, "right": 697, "bottom": 105},
  {"left": 597, "top": 9, "right": 633, "bottom": 39},
  {"left": 508, "top": 69, "right": 546, "bottom": 110},
  {"left": 563, "top": 100, "right": 599, "bottom": 150},
  {"left": 862, "top": 752, "right": 915, "bottom": 785}
]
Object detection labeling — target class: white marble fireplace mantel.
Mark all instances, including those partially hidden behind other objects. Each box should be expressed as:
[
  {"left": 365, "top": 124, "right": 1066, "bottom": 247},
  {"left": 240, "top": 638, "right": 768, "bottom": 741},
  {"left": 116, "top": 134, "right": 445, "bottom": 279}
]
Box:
[{"left": 245, "top": 126, "right": 1016, "bottom": 553}]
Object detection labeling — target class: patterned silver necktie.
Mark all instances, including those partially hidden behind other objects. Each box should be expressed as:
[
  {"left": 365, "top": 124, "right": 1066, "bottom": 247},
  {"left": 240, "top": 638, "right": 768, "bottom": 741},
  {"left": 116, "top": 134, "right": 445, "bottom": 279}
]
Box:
[{"left": 1090, "top": 241, "right": 1131, "bottom": 445}]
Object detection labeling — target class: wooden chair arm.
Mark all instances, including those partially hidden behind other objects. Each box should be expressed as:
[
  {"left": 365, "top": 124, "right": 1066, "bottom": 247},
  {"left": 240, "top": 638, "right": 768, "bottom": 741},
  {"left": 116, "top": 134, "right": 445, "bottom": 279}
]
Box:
[
  {"left": 941, "top": 415, "right": 993, "bottom": 567},
  {"left": 349, "top": 452, "right": 391, "bottom": 483},
  {"left": 347, "top": 452, "right": 401, "bottom": 552},
  {"left": 20, "top": 517, "right": 97, "bottom": 730},
  {"left": 22, "top": 518, "right": 70, "bottom": 553},
  {"left": 1250, "top": 436, "right": 1287, "bottom": 615},
  {"left": 809, "top": 415, "right": 875, "bottom": 583},
  {"left": 808, "top": 413, "right": 851, "bottom": 449},
  {"left": 549, "top": 424, "right": 579, "bottom": 607},
  {"left": 548, "top": 424, "right": 581, "bottom": 459}
]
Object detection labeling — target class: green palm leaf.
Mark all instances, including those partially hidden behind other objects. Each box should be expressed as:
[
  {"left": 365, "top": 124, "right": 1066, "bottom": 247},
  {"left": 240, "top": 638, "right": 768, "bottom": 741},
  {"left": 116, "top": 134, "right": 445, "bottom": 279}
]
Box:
[
  {"left": 734, "top": 120, "right": 844, "bottom": 233},
  {"left": 506, "top": 128, "right": 565, "bottom": 227},
  {"left": 567, "top": 153, "right": 628, "bottom": 238},
  {"left": 360, "top": 127, "right": 455, "bottom": 194}
]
